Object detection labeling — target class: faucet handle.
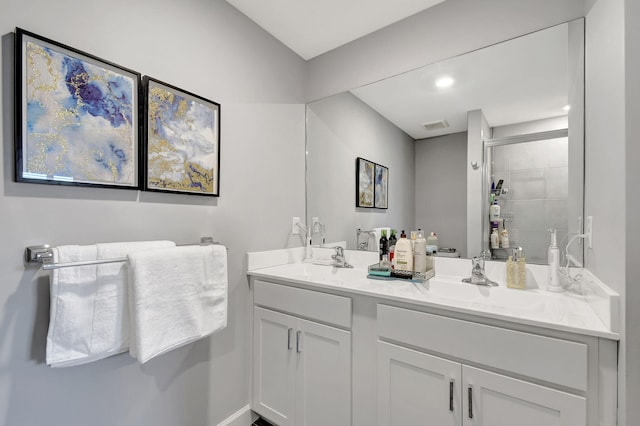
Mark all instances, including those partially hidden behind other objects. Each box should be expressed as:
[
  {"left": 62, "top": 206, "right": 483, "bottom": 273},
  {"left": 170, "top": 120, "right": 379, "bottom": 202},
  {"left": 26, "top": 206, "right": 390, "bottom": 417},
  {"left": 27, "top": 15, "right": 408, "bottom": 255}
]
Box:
[
  {"left": 334, "top": 246, "right": 344, "bottom": 256},
  {"left": 471, "top": 256, "right": 485, "bottom": 272}
]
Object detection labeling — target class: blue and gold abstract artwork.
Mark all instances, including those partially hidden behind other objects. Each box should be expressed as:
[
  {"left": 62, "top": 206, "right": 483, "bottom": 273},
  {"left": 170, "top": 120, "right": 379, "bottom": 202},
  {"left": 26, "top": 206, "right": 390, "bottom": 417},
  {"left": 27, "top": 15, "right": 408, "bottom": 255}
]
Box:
[
  {"left": 356, "top": 157, "right": 374, "bottom": 208},
  {"left": 375, "top": 164, "right": 388, "bottom": 209},
  {"left": 16, "top": 29, "right": 139, "bottom": 188},
  {"left": 144, "top": 77, "right": 220, "bottom": 196}
]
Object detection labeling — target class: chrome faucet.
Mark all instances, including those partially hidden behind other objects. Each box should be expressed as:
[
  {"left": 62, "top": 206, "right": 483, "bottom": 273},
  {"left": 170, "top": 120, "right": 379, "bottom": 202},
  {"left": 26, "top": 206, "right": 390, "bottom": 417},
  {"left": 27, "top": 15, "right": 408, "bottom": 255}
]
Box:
[
  {"left": 331, "top": 246, "right": 353, "bottom": 268},
  {"left": 462, "top": 253, "right": 498, "bottom": 286}
]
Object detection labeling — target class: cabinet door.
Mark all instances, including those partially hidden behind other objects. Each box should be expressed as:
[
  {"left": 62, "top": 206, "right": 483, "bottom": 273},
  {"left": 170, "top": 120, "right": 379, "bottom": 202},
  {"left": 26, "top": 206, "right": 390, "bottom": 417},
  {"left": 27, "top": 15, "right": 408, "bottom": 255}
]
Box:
[
  {"left": 462, "top": 365, "right": 586, "bottom": 426},
  {"left": 253, "top": 307, "right": 297, "bottom": 426},
  {"left": 378, "top": 341, "right": 462, "bottom": 426},
  {"left": 295, "top": 317, "right": 352, "bottom": 426}
]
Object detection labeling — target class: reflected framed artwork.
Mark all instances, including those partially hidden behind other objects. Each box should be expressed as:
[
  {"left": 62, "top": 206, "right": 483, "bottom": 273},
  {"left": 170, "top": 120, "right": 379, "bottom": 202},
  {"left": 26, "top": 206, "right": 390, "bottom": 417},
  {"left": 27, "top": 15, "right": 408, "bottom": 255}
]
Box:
[
  {"left": 356, "top": 157, "right": 374, "bottom": 208},
  {"left": 143, "top": 76, "right": 220, "bottom": 196},
  {"left": 15, "top": 28, "right": 141, "bottom": 189},
  {"left": 375, "top": 163, "right": 388, "bottom": 209}
]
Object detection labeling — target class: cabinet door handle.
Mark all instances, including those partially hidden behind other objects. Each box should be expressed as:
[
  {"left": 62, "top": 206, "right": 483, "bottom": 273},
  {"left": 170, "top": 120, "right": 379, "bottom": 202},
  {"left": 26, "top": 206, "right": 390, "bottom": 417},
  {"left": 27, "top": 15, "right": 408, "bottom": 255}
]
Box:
[
  {"left": 449, "top": 379, "right": 454, "bottom": 412},
  {"left": 296, "top": 331, "right": 302, "bottom": 353},
  {"left": 287, "top": 328, "right": 293, "bottom": 350},
  {"left": 468, "top": 385, "right": 473, "bottom": 419}
]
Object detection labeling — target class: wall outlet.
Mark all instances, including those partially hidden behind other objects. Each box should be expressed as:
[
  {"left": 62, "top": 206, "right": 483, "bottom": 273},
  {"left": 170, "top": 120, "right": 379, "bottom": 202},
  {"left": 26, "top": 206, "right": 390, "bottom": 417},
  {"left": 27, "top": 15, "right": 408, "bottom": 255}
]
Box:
[
  {"left": 585, "top": 216, "right": 593, "bottom": 249},
  {"left": 292, "top": 217, "right": 302, "bottom": 235}
]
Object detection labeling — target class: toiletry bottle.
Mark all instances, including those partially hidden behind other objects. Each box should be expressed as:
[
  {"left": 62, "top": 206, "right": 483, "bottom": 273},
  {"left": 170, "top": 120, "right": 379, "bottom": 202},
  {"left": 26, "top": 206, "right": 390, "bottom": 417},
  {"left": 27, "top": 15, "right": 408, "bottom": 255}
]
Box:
[
  {"left": 490, "top": 227, "right": 500, "bottom": 249},
  {"left": 546, "top": 228, "right": 562, "bottom": 292},
  {"left": 490, "top": 199, "right": 501, "bottom": 221},
  {"left": 513, "top": 247, "right": 526, "bottom": 289},
  {"left": 394, "top": 232, "right": 414, "bottom": 273},
  {"left": 388, "top": 230, "right": 397, "bottom": 267},
  {"left": 380, "top": 254, "right": 392, "bottom": 270},
  {"left": 414, "top": 229, "right": 427, "bottom": 279},
  {"left": 379, "top": 229, "right": 388, "bottom": 261},
  {"left": 410, "top": 231, "right": 417, "bottom": 251},
  {"left": 500, "top": 227, "right": 510, "bottom": 248},
  {"left": 506, "top": 256, "right": 518, "bottom": 289},
  {"left": 426, "top": 232, "right": 438, "bottom": 254}
]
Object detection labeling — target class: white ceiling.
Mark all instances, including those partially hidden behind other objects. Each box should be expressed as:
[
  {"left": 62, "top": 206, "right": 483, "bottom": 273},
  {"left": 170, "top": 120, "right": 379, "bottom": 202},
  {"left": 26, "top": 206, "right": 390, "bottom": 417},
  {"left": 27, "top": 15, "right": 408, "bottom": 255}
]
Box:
[
  {"left": 351, "top": 23, "right": 570, "bottom": 139},
  {"left": 225, "top": 0, "right": 447, "bottom": 60}
]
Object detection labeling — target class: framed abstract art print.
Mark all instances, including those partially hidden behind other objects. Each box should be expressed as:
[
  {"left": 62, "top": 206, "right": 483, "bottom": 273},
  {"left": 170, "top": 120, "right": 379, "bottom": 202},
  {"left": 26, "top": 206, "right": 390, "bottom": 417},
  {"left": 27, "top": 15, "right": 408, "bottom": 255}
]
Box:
[
  {"left": 374, "top": 163, "right": 388, "bottom": 209},
  {"left": 356, "top": 157, "right": 374, "bottom": 208},
  {"left": 15, "top": 28, "right": 141, "bottom": 189},
  {"left": 143, "top": 76, "right": 220, "bottom": 196}
]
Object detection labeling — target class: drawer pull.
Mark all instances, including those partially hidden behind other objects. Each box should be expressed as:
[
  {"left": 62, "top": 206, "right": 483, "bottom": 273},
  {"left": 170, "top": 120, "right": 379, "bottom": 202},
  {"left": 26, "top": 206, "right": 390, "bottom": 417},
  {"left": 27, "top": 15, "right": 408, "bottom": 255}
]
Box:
[
  {"left": 449, "top": 379, "right": 454, "bottom": 412},
  {"left": 296, "top": 331, "right": 302, "bottom": 353},
  {"left": 287, "top": 328, "right": 293, "bottom": 350},
  {"left": 468, "top": 385, "right": 473, "bottom": 419}
]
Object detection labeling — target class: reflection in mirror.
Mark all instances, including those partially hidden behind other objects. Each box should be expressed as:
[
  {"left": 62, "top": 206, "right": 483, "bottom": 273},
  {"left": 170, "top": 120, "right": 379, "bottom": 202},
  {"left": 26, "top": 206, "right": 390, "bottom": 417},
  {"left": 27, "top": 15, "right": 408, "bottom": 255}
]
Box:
[
  {"left": 306, "top": 19, "right": 584, "bottom": 265},
  {"left": 483, "top": 129, "right": 569, "bottom": 264}
]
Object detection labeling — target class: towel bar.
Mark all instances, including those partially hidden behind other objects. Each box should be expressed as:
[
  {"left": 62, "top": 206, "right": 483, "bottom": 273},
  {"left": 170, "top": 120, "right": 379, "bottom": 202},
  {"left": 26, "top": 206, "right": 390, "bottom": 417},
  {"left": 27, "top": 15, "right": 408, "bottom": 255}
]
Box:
[{"left": 24, "top": 237, "right": 226, "bottom": 270}]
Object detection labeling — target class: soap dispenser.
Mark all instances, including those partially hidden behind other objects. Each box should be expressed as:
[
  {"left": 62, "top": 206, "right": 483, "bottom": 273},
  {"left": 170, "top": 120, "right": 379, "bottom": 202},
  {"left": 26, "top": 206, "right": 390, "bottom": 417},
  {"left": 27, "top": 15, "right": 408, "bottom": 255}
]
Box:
[
  {"left": 510, "top": 247, "right": 526, "bottom": 289},
  {"left": 414, "top": 229, "right": 427, "bottom": 279},
  {"left": 546, "top": 228, "right": 563, "bottom": 292}
]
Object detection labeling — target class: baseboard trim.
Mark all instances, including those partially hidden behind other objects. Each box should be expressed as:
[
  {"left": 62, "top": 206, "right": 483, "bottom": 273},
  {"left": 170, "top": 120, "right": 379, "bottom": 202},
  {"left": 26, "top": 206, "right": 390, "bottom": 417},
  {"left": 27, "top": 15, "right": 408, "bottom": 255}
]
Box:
[{"left": 217, "top": 404, "right": 259, "bottom": 426}]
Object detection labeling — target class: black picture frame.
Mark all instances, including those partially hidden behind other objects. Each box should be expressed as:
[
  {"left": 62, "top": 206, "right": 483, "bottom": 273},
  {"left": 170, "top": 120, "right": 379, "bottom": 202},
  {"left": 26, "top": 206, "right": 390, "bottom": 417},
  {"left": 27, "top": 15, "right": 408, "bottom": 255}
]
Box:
[
  {"left": 374, "top": 163, "right": 389, "bottom": 209},
  {"left": 143, "top": 76, "right": 221, "bottom": 196},
  {"left": 14, "top": 28, "right": 142, "bottom": 189},
  {"left": 356, "top": 157, "right": 375, "bottom": 208}
]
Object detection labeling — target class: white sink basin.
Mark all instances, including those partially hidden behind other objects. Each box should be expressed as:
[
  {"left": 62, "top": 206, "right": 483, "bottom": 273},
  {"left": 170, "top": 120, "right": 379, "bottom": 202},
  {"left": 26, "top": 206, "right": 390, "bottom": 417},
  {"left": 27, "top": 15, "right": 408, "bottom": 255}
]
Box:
[
  {"left": 267, "top": 264, "right": 540, "bottom": 307},
  {"left": 268, "top": 262, "right": 368, "bottom": 284}
]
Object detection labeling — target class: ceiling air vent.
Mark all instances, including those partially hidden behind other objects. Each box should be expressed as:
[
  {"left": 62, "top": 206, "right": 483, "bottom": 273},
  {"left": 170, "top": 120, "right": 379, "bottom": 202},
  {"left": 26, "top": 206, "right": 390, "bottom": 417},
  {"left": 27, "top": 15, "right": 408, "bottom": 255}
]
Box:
[{"left": 422, "top": 120, "right": 449, "bottom": 131}]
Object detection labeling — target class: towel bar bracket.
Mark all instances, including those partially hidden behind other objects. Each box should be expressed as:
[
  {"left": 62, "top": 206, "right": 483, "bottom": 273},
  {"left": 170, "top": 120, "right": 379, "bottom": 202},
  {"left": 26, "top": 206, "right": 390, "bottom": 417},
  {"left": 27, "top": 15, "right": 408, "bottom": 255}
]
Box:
[
  {"left": 24, "top": 237, "right": 222, "bottom": 269},
  {"left": 24, "top": 245, "right": 53, "bottom": 266}
]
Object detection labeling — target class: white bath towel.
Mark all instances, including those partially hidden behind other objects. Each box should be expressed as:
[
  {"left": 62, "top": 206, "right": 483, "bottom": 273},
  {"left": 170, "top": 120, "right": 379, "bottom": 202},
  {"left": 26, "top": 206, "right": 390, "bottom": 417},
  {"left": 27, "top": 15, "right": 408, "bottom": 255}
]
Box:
[
  {"left": 46, "top": 245, "right": 98, "bottom": 367},
  {"left": 128, "top": 245, "right": 228, "bottom": 363},
  {"left": 90, "top": 241, "right": 176, "bottom": 358},
  {"left": 46, "top": 241, "right": 176, "bottom": 367}
]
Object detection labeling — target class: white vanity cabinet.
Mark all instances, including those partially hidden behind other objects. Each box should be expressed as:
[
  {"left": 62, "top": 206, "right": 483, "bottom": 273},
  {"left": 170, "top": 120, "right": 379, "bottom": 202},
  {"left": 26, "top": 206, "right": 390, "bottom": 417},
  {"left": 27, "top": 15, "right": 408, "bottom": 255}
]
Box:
[
  {"left": 249, "top": 272, "right": 617, "bottom": 426},
  {"left": 461, "top": 365, "right": 585, "bottom": 426},
  {"left": 378, "top": 341, "right": 586, "bottom": 425},
  {"left": 377, "top": 304, "right": 594, "bottom": 426},
  {"left": 378, "top": 341, "right": 462, "bottom": 425},
  {"left": 252, "top": 280, "right": 352, "bottom": 426}
]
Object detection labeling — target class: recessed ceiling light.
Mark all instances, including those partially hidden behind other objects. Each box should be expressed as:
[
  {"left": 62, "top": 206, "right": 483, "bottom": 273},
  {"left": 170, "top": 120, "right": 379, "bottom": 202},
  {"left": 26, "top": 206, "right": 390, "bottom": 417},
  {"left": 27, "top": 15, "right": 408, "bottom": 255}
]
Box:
[
  {"left": 435, "top": 77, "right": 454, "bottom": 88},
  {"left": 563, "top": 104, "right": 571, "bottom": 111}
]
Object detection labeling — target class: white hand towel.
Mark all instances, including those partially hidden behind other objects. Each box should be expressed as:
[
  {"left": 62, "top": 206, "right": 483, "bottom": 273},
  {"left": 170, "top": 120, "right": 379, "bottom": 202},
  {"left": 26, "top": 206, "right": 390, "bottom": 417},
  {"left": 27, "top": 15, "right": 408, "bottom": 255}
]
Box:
[
  {"left": 128, "top": 245, "right": 228, "bottom": 363},
  {"left": 46, "top": 240, "right": 176, "bottom": 367},
  {"left": 372, "top": 227, "right": 391, "bottom": 252}
]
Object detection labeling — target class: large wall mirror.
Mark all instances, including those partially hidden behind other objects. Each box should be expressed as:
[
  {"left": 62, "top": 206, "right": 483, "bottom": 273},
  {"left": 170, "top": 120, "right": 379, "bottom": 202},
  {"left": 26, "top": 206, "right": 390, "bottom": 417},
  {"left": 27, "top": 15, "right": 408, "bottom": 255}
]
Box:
[{"left": 306, "top": 19, "right": 584, "bottom": 265}]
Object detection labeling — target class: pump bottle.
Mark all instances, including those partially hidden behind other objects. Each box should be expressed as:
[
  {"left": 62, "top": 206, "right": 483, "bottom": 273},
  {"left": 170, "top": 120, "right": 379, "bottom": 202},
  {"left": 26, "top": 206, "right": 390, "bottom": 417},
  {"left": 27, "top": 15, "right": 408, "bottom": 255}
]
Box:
[{"left": 547, "top": 228, "right": 563, "bottom": 292}]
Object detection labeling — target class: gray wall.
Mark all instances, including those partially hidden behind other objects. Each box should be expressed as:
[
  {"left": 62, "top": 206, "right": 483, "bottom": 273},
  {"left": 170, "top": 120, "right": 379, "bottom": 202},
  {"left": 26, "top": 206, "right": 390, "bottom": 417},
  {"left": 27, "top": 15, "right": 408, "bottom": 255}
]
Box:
[
  {"left": 0, "top": 0, "right": 306, "bottom": 425},
  {"left": 625, "top": 0, "right": 640, "bottom": 424},
  {"left": 414, "top": 132, "right": 467, "bottom": 258},
  {"left": 306, "top": 92, "right": 415, "bottom": 247},
  {"left": 584, "top": 0, "right": 627, "bottom": 423}
]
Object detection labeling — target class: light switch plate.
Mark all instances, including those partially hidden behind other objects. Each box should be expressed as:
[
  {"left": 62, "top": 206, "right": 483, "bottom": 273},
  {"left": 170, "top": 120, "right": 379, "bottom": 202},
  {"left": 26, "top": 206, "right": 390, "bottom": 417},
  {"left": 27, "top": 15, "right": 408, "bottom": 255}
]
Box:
[{"left": 292, "top": 217, "right": 302, "bottom": 235}]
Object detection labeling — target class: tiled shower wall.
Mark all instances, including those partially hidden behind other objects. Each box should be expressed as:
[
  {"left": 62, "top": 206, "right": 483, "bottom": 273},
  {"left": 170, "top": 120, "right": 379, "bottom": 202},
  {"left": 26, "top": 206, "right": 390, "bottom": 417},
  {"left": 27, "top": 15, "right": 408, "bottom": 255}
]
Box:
[{"left": 491, "top": 137, "right": 568, "bottom": 263}]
